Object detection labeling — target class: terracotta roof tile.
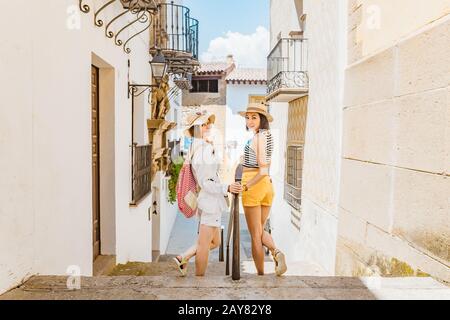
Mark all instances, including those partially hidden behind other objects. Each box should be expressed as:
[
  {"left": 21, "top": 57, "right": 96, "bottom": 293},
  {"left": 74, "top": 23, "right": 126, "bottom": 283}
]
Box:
[
  {"left": 225, "top": 68, "right": 267, "bottom": 84},
  {"left": 196, "top": 62, "right": 234, "bottom": 74}
]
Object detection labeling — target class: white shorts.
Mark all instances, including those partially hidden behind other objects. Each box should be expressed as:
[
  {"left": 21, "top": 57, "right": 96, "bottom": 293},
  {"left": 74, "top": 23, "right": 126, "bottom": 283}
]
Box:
[{"left": 198, "top": 209, "right": 222, "bottom": 228}]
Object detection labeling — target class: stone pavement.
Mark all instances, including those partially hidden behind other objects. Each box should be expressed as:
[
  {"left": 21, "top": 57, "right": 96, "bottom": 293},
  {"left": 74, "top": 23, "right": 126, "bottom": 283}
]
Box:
[{"left": 1, "top": 270, "right": 449, "bottom": 300}]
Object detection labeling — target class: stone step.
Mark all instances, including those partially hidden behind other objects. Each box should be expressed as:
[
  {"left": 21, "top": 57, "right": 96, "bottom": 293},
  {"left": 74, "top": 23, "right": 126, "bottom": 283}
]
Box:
[
  {"left": 108, "top": 257, "right": 330, "bottom": 277},
  {"left": 109, "top": 260, "right": 229, "bottom": 277},
  {"left": 1, "top": 275, "right": 448, "bottom": 300},
  {"left": 93, "top": 255, "right": 116, "bottom": 276}
]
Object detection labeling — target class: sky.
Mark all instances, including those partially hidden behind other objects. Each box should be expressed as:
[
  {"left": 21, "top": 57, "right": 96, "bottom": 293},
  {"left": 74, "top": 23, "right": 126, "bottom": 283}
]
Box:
[{"left": 183, "top": 0, "right": 270, "bottom": 68}]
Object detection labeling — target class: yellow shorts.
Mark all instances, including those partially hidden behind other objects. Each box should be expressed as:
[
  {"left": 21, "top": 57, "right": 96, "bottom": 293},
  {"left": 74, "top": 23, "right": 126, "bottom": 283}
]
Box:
[{"left": 241, "top": 171, "right": 275, "bottom": 207}]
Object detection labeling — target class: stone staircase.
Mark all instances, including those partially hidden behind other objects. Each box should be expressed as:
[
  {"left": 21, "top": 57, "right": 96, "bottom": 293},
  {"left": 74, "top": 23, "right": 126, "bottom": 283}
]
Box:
[{"left": 1, "top": 258, "right": 449, "bottom": 300}]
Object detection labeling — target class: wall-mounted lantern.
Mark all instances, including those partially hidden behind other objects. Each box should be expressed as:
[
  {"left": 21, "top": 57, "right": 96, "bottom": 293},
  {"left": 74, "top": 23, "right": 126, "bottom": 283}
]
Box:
[
  {"left": 150, "top": 49, "right": 168, "bottom": 84},
  {"left": 128, "top": 49, "right": 169, "bottom": 98}
]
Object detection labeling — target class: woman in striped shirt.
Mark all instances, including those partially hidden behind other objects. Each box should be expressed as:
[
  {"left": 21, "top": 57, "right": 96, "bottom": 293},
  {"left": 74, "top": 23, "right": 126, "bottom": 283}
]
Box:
[{"left": 238, "top": 102, "right": 287, "bottom": 276}]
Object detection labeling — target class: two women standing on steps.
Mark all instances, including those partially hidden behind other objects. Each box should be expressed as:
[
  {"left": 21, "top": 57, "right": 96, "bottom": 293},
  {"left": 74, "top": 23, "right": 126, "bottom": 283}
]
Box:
[
  {"left": 173, "top": 111, "right": 242, "bottom": 276},
  {"left": 174, "top": 103, "right": 287, "bottom": 277}
]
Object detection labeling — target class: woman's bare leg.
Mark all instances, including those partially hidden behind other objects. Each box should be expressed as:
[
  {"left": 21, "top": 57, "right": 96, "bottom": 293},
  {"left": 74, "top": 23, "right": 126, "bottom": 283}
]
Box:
[
  {"left": 244, "top": 205, "right": 265, "bottom": 275},
  {"left": 261, "top": 205, "right": 276, "bottom": 253},
  {"left": 210, "top": 227, "right": 221, "bottom": 250},
  {"left": 195, "top": 225, "right": 217, "bottom": 276},
  {"left": 178, "top": 228, "right": 220, "bottom": 262},
  {"left": 179, "top": 244, "right": 197, "bottom": 262}
]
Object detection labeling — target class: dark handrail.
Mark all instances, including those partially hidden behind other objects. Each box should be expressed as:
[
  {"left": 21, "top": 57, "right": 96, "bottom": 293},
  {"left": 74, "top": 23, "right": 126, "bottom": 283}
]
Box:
[
  {"left": 232, "top": 191, "right": 240, "bottom": 280},
  {"left": 219, "top": 226, "right": 224, "bottom": 261},
  {"left": 225, "top": 165, "right": 243, "bottom": 280},
  {"left": 225, "top": 199, "right": 234, "bottom": 276}
]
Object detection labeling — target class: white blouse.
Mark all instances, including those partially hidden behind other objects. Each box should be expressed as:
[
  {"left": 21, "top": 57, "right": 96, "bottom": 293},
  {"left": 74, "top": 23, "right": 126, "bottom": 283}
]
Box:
[{"left": 190, "top": 138, "right": 229, "bottom": 214}]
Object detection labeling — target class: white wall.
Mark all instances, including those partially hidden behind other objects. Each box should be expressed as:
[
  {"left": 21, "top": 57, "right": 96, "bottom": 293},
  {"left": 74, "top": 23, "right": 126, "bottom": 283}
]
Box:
[
  {"left": 291, "top": 0, "right": 347, "bottom": 275},
  {"left": 338, "top": 2, "right": 450, "bottom": 281},
  {"left": 159, "top": 175, "right": 179, "bottom": 255},
  {"left": 227, "top": 84, "right": 267, "bottom": 114},
  {"left": 150, "top": 172, "right": 178, "bottom": 256},
  {"left": 167, "top": 82, "right": 183, "bottom": 142},
  {"left": 158, "top": 80, "right": 182, "bottom": 256},
  {"left": 267, "top": 0, "right": 347, "bottom": 274},
  {"left": 0, "top": 1, "right": 35, "bottom": 293},
  {"left": 270, "top": 0, "right": 302, "bottom": 48},
  {"left": 133, "top": 93, "right": 147, "bottom": 146},
  {"left": 0, "top": 0, "right": 154, "bottom": 293},
  {"left": 352, "top": 0, "right": 450, "bottom": 60}
]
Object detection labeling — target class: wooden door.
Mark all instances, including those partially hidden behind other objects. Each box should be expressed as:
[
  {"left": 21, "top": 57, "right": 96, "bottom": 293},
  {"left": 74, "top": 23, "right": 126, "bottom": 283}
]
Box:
[{"left": 91, "top": 66, "right": 101, "bottom": 260}]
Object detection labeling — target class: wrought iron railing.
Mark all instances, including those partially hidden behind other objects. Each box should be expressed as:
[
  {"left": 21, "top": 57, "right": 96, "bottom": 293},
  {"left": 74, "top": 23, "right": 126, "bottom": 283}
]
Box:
[
  {"left": 131, "top": 143, "right": 153, "bottom": 205},
  {"left": 151, "top": 2, "right": 199, "bottom": 59},
  {"left": 188, "top": 17, "right": 199, "bottom": 60},
  {"left": 267, "top": 38, "right": 308, "bottom": 95}
]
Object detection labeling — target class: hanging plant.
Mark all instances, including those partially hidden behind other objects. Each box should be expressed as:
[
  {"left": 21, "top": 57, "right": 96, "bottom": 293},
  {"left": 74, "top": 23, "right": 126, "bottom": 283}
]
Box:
[{"left": 167, "top": 157, "right": 184, "bottom": 204}]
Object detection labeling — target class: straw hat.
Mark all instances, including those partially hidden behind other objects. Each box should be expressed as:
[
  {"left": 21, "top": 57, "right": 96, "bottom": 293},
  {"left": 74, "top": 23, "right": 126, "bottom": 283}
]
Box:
[
  {"left": 184, "top": 111, "right": 216, "bottom": 137},
  {"left": 238, "top": 101, "right": 273, "bottom": 122}
]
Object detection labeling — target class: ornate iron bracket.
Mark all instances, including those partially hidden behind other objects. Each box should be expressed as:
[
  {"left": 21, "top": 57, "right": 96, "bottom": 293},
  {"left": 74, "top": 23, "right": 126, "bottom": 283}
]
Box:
[
  {"left": 79, "top": 0, "right": 158, "bottom": 54},
  {"left": 128, "top": 83, "right": 159, "bottom": 99}
]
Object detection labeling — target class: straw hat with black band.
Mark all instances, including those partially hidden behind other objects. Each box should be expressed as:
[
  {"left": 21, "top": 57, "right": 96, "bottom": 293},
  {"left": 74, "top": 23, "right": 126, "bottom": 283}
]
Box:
[
  {"left": 238, "top": 101, "right": 273, "bottom": 122},
  {"left": 184, "top": 111, "right": 216, "bottom": 137}
]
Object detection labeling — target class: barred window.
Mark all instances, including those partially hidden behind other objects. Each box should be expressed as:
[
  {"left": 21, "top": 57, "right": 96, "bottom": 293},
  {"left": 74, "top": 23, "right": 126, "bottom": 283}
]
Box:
[
  {"left": 131, "top": 144, "right": 153, "bottom": 205},
  {"left": 190, "top": 79, "right": 219, "bottom": 93},
  {"left": 284, "top": 145, "right": 303, "bottom": 211}
]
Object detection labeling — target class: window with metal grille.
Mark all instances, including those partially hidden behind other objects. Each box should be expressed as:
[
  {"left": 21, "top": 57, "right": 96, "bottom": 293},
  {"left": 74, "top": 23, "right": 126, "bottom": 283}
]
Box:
[
  {"left": 131, "top": 144, "right": 153, "bottom": 205},
  {"left": 190, "top": 79, "right": 219, "bottom": 93},
  {"left": 208, "top": 79, "right": 218, "bottom": 92},
  {"left": 284, "top": 145, "right": 303, "bottom": 211},
  {"left": 198, "top": 80, "right": 208, "bottom": 92}
]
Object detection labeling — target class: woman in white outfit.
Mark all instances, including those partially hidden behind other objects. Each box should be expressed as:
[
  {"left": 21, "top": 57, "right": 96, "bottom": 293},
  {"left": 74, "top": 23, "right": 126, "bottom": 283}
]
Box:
[{"left": 174, "top": 111, "right": 242, "bottom": 276}]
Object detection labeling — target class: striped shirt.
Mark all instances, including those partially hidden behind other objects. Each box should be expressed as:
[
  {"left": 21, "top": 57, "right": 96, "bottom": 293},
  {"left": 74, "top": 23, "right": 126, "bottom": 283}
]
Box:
[{"left": 243, "top": 130, "right": 274, "bottom": 168}]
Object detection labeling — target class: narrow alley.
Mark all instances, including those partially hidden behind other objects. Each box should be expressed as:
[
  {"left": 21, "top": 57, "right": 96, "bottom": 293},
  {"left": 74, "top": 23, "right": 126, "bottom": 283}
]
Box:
[{"left": 1, "top": 0, "right": 449, "bottom": 303}]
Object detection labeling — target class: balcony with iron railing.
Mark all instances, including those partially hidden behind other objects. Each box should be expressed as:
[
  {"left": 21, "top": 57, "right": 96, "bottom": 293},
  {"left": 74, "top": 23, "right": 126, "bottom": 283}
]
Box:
[
  {"left": 150, "top": 1, "right": 200, "bottom": 76},
  {"left": 266, "top": 38, "right": 309, "bottom": 102}
]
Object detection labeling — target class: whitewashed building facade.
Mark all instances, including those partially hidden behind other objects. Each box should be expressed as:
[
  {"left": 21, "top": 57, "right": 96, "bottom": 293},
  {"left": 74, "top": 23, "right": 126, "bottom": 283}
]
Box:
[{"left": 0, "top": 0, "right": 197, "bottom": 294}]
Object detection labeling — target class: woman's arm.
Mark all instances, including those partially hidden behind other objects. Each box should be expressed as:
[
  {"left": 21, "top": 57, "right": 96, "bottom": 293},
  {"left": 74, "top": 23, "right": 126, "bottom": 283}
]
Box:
[{"left": 243, "top": 132, "right": 271, "bottom": 189}]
